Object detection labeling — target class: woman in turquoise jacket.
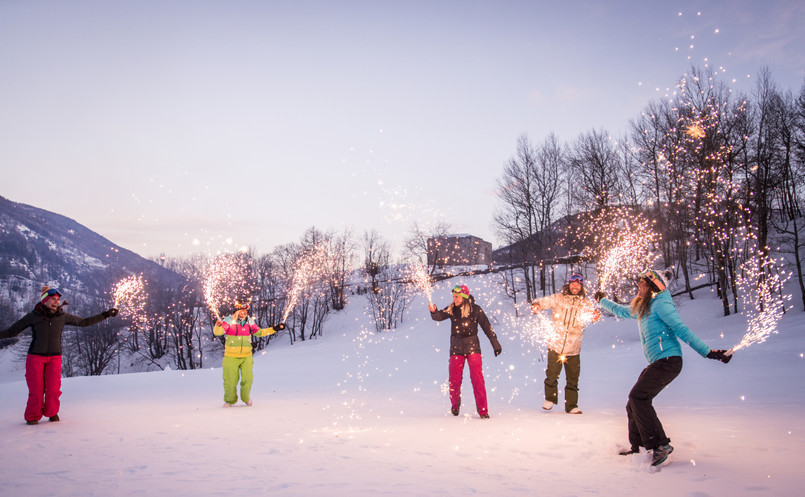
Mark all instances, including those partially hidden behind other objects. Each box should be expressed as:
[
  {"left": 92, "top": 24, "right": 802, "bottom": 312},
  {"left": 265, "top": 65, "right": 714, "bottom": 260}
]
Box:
[{"left": 596, "top": 269, "right": 732, "bottom": 466}]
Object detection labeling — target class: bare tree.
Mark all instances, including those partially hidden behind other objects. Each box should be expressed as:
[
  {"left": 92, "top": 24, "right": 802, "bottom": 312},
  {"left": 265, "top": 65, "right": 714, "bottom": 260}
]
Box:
[
  {"left": 325, "top": 227, "right": 356, "bottom": 311},
  {"left": 567, "top": 128, "right": 622, "bottom": 211},
  {"left": 403, "top": 221, "right": 451, "bottom": 274},
  {"left": 363, "top": 229, "right": 391, "bottom": 294}
]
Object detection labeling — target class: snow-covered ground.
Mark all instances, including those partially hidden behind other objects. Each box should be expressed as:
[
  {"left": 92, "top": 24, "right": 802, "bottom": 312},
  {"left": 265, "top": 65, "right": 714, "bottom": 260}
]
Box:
[{"left": 1, "top": 272, "right": 803, "bottom": 496}]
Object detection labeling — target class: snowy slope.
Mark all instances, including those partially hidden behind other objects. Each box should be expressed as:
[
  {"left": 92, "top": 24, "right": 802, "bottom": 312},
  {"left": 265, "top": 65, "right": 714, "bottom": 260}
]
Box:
[{"left": 1, "top": 272, "right": 803, "bottom": 497}]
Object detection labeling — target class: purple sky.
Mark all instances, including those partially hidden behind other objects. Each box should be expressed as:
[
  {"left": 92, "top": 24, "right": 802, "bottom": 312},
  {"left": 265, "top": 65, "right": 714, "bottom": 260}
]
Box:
[{"left": 1, "top": 0, "right": 803, "bottom": 258}]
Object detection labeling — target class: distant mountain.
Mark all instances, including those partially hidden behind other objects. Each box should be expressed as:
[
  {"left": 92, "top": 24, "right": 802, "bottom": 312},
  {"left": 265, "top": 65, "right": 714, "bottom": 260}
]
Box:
[{"left": 0, "top": 195, "right": 183, "bottom": 314}]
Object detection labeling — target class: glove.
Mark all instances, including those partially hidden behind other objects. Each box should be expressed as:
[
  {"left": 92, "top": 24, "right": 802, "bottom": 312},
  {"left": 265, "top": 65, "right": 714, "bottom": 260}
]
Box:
[
  {"left": 274, "top": 323, "right": 286, "bottom": 331},
  {"left": 706, "top": 350, "right": 732, "bottom": 364},
  {"left": 593, "top": 291, "right": 606, "bottom": 302},
  {"left": 494, "top": 346, "right": 502, "bottom": 357},
  {"left": 530, "top": 301, "right": 541, "bottom": 313},
  {"left": 103, "top": 308, "right": 119, "bottom": 318}
]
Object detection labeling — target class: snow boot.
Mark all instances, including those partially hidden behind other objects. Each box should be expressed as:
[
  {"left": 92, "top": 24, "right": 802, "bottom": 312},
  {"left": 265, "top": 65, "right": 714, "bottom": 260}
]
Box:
[
  {"left": 567, "top": 407, "right": 582, "bottom": 414},
  {"left": 479, "top": 414, "right": 490, "bottom": 419},
  {"left": 542, "top": 400, "right": 554, "bottom": 411},
  {"left": 651, "top": 444, "right": 673, "bottom": 466},
  {"left": 26, "top": 420, "right": 38, "bottom": 425},
  {"left": 619, "top": 447, "right": 640, "bottom": 456},
  {"left": 49, "top": 415, "right": 60, "bottom": 422}
]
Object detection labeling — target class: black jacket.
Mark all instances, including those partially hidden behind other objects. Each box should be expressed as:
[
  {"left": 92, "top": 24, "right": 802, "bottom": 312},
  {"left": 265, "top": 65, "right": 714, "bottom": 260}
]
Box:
[
  {"left": 430, "top": 295, "right": 501, "bottom": 356},
  {"left": 0, "top": 304, "right": 108, "bottom": 356}
]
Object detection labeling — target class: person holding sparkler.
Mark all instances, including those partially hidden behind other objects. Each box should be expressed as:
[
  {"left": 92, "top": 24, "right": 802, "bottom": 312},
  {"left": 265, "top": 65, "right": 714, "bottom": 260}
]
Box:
[
  {"left": 429, "top": 284, "right": 502, "bottom": 419},
  {"left": 595, "top": 269, "right": 732, "bottom": 466},
  {"left": 213, "top": 300, "right": 285, "bottom": 407},
  {"left": 531, "top": 273, "right": 600, "bottom": 414},
  {"left": 0, "top": 286, "right": 118, "bottom": 425}
]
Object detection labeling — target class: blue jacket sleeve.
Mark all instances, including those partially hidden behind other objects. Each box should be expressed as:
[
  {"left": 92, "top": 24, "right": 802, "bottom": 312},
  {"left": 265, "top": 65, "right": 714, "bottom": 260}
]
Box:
[{"left": 599, "top": 298, "right": 635, "bottom": 320}]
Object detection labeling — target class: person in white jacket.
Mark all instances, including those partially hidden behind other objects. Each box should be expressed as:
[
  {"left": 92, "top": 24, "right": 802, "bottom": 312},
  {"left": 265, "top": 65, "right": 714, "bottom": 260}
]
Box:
[{"left": 531, "top": 274, "right": 600, "bottom": 414}]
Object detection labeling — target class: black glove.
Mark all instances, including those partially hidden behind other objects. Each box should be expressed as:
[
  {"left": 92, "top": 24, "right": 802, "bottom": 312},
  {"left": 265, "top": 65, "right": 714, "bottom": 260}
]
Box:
[
  {"left": 593, "top": 291, "right": 606, "bottom": 302},
  {"left": 103, "top": 308, "right": 119, "bottom": 318},
  {"left": 274, "top": 323, "right": 286, "bottom": 331},
  {"left": 494, "top": 346, "right": 502, "bottom": 357},
  {"left": 706, "top": 349, "right": 732, "bottom": 364}
]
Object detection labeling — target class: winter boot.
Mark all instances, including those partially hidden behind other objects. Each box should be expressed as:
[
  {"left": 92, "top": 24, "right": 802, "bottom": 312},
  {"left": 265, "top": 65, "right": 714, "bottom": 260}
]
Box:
[
  {"left": 619, "top": 447, "right": 640, "bottom": 456},
  {"left": 567, "top": 407, "right": 582, "bottom": 414},
  {"left": 49, "top": 415, "right": 60, "bottom": 422},
  {"left": 651, "top": 444, "right": 674, "bottom": 466},
  {"left": 479, "top": 414, "right": 490, "bottom": 419},
  {"left": 26, "top": 420, "right": 38, "bottom": 425},
  {"left": 542, "top": 400, "right": 554, "bottom": 410}
]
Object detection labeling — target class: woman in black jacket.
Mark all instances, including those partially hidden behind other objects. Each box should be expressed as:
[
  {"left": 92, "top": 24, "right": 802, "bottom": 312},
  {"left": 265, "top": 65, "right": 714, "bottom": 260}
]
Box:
[
  {"left": 429, "top": 284, "right": 502, "bottom": 418},
  {"left": 0, "top": 287, "right": 118, "bottom": 424}
]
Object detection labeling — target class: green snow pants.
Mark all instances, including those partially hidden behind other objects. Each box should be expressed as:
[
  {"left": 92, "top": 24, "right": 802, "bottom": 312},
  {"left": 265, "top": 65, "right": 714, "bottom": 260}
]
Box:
[
  {"left": 222, "top": 355, "right": 254, "bottom": 405},
  {"left": 544, "top": 349, "right": 581, "bottom": 412}
]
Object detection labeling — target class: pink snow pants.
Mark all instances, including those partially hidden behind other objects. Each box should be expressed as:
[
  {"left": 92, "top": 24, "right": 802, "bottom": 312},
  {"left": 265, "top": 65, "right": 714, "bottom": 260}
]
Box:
[
  {"left": 24, "top": 354, "right": 62, "bottom": 422},
  {"left": 448, "top": 353, "right": 488, "bottom": 415}
]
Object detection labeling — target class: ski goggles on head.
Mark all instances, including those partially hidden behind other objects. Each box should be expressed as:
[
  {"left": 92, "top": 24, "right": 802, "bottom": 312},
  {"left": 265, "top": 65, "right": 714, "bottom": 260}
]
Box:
[
  {"left": 451, "top": 285, "right": 469, "bottom": 299},
  {"left": 41, "top": 288, "right": 62, "bottom": 302},
  {"left": 234, "top": 301, "right": 250, "bottom": 310},
  {"left": 637, "top": 270, "right": 666, "bottom": 291},
  {"left": 568, "top": 274, "right": 584, "bottom": 284}
]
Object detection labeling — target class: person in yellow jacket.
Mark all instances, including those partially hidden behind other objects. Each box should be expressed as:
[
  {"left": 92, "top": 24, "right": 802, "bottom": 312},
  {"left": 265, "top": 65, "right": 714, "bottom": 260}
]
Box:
[
  {"left": 213, "top": 301, "right": 285, "bottom": 407},
  {"left": 531, "top": 273, "right": 600, "bottom": 414}
]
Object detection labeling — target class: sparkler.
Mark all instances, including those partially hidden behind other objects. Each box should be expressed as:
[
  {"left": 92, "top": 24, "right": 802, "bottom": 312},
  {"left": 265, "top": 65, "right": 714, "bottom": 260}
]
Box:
[
  {"left": 407, "top": 262, "right": 433, "bottom": 304},
  {"left": 203, "top": 253, "right": 254, "bottom": 320},
  {"left": 112, "top": 274, "right": 148, "bottom": 324},
  {"left": 567, "top": 207, "right": 661, "bottom": 298},
  {"left": 522, "top": 306, "right": 562, "bottom": 352},
  {"left": 281, "top": 247, "right": 327, "bottom": 322},
  {"left": 727, "top": 253, "right": 792, "bottom": 355}
]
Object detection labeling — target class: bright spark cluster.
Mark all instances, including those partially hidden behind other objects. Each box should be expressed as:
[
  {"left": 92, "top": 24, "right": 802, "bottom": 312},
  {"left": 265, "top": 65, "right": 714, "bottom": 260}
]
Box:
[
  {"left": 732, "top": 252, "right": 793, "bottom": 353},
  {"left": 112, "top": 274, "right": 149, "bottom": 327}
]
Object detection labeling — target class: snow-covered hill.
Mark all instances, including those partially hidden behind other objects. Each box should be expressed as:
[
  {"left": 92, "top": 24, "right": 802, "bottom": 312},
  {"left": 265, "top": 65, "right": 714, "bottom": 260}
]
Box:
[
  {"left": 0, "top": 194, "right": 183, "bottom": 316},
  {"left": 1, "top": 272, "right": 803, "bottom": 496}
]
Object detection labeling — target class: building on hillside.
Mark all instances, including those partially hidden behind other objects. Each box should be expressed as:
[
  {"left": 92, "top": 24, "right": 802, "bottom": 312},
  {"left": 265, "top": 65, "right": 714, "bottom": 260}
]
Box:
[{"left": 427, "top": 235, "right": 492, "bottom": 267}]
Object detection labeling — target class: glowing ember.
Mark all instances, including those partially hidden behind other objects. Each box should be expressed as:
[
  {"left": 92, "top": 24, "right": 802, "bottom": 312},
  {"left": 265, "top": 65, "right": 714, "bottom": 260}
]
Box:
[{"left": 684, "top": 121, "right": 706, "bottom": 139}]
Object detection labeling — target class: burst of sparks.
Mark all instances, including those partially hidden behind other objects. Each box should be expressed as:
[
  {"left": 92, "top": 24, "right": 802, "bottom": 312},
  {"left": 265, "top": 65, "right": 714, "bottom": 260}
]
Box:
[
  {"left": 112, "top": 274, "right": 149, "bottom": 326},
  {"left": 730, "top": 253, "right": 792, "bottom": 353},
  {"left": 569, "top": 207, "right": 661, "bottom": 297},
  {"left": 684, "top": 121, "right": 706, "bottom": 138},
  {"left": 282, "top": 247, "right": 328, "bottom": 322},
  {"left": 407, "top": 262, "right": 433, "bottom": 303},
  {"left": 521, "top": 309, "right": 562, "bottom": 351},
  {"left": 203, "top": 253, "right": 252, "bottom": 320}
]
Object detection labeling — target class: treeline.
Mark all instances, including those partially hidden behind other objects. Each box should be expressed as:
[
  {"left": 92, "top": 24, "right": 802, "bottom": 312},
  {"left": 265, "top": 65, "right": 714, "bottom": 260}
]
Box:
[
  {"left": 0, "top": 225, "right": 447, "bottom": 376},
  {"left": 494, "top": 66, "right": 805, "bottom": 313}
]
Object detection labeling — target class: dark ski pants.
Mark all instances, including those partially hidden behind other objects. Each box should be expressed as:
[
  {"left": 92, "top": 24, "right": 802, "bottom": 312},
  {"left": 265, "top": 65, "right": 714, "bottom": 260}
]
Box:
[
  {"left": 24, "top": 354, "right": 62, "bottom": 422},
  {"left": 544, "top": 349, "right": 581, "bottom": 412},
  {"left": 448, "top": 354, "right": 488, "bottom": 415},
  {"left": 626, "top": 356, "right": 682, "bottom": 451}
]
